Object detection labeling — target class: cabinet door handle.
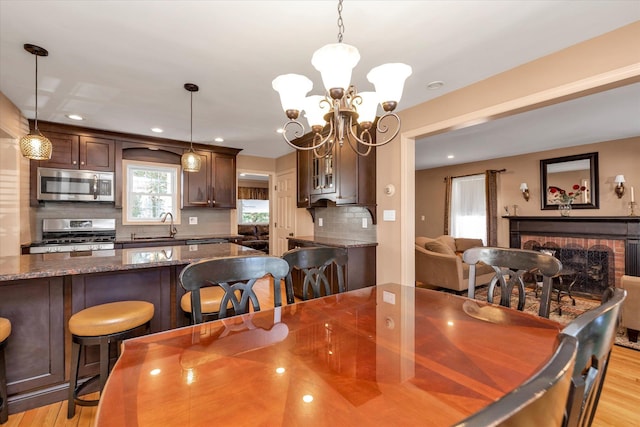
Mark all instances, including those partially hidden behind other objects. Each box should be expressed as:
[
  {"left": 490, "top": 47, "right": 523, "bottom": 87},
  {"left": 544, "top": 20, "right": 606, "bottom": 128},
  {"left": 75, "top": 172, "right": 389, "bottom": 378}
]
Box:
[
  {"left": 93, "top": 175, "right": 98, "bottom": 199},
  {"left": 73, "top": 160, "right": 77, "bottom": 165},
  {"left": 81, "top": 161, "right": 85, "bottom": 165}
]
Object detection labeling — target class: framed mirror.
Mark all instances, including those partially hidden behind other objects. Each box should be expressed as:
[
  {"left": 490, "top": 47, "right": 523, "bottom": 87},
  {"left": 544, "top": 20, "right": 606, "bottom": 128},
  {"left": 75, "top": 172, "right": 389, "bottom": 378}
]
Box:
[{"left": 540, "top": 152, "right": 599, "bottom": 210}]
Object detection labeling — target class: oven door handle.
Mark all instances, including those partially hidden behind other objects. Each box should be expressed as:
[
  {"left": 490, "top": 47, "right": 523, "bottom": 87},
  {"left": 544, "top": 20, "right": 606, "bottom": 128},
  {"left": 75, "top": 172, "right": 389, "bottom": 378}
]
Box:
[{"left": 93, "top": 175, "right": 98, "bottom": 199}]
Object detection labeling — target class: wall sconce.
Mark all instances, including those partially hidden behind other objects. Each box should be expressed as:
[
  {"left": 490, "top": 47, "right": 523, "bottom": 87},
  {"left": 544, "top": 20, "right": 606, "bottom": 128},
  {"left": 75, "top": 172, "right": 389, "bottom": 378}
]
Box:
[
  {"left": 614, "top": 175, "right": 625, "bottom": 198},
  {"left": 520, "top": 183, "right": 530, "bottom": 202}
]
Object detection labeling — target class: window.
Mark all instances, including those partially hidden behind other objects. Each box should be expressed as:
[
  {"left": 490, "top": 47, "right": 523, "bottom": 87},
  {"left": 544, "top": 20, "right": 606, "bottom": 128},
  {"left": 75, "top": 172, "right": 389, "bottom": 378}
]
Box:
[
  {"left": 450, "top": 174, "right": 486, "bottom": 244},
  {"left": 123, "top": 160, "right": 181, "bottom": 225},
  {"left": 237, "top": 199, "right": 269, "bottom": 224}
]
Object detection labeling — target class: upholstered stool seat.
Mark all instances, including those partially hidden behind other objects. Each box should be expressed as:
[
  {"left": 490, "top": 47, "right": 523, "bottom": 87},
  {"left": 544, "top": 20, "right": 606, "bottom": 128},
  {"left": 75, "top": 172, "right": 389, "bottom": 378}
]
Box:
[
  {"left": 180, "top": 286, "right": 233, "bottom": 321},
  {"left": 67, "top": 301, "right": 154, "bottom": 419},
  {"left": 0, "top": 317, "right": 10, "bottom": 424}
]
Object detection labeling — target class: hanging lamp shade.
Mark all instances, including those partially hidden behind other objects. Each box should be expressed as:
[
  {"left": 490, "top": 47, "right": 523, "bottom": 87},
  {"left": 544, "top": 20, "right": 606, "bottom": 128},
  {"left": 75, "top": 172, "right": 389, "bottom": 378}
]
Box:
[
  {"left": 21, "top": 44, "right": 53, "bottom": 160},
  {"left": 272, "top": 74, "right": 313, "bottom": 116},
  {"left": 181, "top": 150, "right": 201, "bottom": 172},
  {"left": 366, "top": 63, "right": 413, "bottom": 106},
  {"left": 20, "top": 131, "right": 52, "bottom": 160},
  {"left": 311, "top": 43, "right": 360, "bottom": 92},
  {"left": 181, "top": 83, "right": 201, "bottom": 172}
]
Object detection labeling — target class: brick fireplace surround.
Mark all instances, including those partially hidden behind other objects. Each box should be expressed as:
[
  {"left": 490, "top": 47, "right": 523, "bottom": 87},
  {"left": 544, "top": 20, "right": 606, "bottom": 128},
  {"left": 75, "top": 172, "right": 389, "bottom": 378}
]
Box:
[{"left": 507, "top": 216, "right": 640, "bottom": 295}]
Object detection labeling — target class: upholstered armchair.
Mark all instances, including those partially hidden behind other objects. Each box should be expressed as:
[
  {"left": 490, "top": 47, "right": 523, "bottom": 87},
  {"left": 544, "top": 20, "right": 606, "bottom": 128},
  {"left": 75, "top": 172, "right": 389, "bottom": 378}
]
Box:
[
  {"left": 621, "top": 275, "right": 640, "bottom": 342},
  {"left": 415, "top": 235, "right": 495, "bottom": 292}
]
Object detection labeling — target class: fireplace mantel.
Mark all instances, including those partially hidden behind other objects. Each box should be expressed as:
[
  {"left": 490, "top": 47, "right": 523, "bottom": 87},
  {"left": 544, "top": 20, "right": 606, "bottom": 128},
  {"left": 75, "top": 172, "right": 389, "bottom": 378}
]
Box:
[{"left": 506, "top": 216, "right": 640, "bottom": 277}]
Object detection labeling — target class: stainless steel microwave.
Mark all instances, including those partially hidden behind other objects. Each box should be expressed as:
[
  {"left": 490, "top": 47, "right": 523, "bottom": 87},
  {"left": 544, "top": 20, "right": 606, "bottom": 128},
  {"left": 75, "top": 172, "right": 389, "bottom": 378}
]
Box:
[{"left": 37, "top": 167, "right": 115, "bottom": 202}]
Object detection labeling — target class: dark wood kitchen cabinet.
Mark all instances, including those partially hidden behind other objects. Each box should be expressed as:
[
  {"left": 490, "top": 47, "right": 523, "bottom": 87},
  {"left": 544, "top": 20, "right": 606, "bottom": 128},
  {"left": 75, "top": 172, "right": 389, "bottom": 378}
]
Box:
[
  {"left": 33, "top": 122, "right": 115, "bottom": 171},
  {"left": 183, "top": 150, "right": 237, "bottom": 208},
  {"left": 287, "top": 238, "right": 376, "bottom": 299},
  {"left": 0, "top": 277, "right": 64, "bottom": 413},
  {"left": 295, "top": 129, "right": 376, "bottom": 221}
]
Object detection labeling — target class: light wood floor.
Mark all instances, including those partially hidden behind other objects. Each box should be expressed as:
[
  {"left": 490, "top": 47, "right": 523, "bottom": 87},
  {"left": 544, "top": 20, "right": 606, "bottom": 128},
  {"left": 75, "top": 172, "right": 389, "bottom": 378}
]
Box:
[{"left": 4, "top": 280, "right": 640, "bottom": 426}]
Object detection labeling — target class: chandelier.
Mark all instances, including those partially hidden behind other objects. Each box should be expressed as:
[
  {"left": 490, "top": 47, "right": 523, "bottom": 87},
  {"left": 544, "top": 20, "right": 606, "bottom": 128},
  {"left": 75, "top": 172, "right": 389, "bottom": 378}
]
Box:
[
  {"left": 181, "top": 83, "right": 201, "bottom": 172},
  {"left": 19, "top": 44, "right": 53, "bottom": 160},
  {"left": 272, "top": 0, "right": 411, "bottom": 157}
]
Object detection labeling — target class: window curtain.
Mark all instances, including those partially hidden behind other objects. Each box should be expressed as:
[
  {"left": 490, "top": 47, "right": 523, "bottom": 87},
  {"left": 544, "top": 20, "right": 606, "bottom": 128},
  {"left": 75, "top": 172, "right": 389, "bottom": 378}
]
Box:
[
  {"left": 444, "top": 176, "right": 452, "bottom": 235},
  {"left": 238, "top": 186, "right": 269, "bottom": 200},
  {"left": 485, "top": 170, "right": 500, "bottom": 246},
  {"left": 450, "top": 174, "right": 487, "bottom": 242}
]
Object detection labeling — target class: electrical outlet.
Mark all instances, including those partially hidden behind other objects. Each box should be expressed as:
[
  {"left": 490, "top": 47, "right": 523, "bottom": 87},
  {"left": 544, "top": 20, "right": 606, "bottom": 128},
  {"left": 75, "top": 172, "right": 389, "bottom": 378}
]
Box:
[
  {"left": 318, "top": 218, "right": 323, "bottom": 227},
  {"left": 362, "top": 218, "right": 367, "bottom": 228},
  {"left": 189, "top": 217, "right": 198, "bottom": 225}
]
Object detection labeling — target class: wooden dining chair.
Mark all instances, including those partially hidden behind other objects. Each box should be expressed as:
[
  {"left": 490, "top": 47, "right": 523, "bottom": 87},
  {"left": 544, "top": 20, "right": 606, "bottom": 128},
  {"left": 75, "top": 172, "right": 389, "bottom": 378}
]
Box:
[
  {"left": 282, "top": 247, "right": 348, "bottom": 304},
  {"left": 462, "top": 247, "right": 562, "bottom": 318},
  {"left": 562, "top": 287, "right": 626, "bottom": 427},
  {"left": 453, "top": 333, "right": 577, "bottom": 427},
  {"left": 178, "top": 256, "right": 290, "bottom": 324}
]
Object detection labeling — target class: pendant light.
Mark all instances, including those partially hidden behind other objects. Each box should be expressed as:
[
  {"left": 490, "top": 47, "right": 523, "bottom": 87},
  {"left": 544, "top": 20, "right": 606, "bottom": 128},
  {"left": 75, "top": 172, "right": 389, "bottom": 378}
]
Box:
[
  {"left": 181, "top": 83, "right": 201, "bottom": 172},
  {"left": 19, "top": 44, "right": 53, "bottom": 160}
]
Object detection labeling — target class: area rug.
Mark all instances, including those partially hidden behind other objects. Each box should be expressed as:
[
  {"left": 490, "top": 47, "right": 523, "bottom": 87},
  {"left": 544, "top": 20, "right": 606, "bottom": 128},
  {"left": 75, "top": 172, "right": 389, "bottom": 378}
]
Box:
[{"left": 461, "top": 285, "right": 640, "bottom": 351}]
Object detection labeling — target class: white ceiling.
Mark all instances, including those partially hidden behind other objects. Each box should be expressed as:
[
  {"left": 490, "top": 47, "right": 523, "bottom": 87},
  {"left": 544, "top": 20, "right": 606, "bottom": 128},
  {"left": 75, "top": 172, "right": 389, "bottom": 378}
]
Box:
[{"left": 1, "top": 1, "right": 639, "bottom": 166}]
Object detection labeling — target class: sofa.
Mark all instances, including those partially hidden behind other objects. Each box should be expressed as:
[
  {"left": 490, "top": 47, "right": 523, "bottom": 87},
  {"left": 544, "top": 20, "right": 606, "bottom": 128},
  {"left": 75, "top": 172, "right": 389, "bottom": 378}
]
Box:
[
  {"left": 237, "top": 224, "right": 269, "bottom": 253},
  {"left": 415, "top": 235, "right": 495, "bottom": 292},
  {"left": 621, "top": 275, "right": 640, "bottom": 342}
]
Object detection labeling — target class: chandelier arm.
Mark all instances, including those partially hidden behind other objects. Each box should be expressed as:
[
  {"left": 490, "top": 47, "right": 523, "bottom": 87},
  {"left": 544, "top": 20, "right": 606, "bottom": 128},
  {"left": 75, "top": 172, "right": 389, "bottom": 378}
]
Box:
[
  {"left": 341, "top": 116, "right": 371, "bottom": 156},
  {"left": 281, "top": 120, "right": 333, "bottom": 151},
  {"left": 346, "top": 112, "right": 401, "bottom": 148},
  {"left": 34, "top": 53, "right": 39, "bottom": 131}
]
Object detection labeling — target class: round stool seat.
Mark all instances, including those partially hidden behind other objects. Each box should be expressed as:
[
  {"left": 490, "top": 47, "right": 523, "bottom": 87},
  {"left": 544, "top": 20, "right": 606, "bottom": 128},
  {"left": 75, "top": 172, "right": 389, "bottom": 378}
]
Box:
[
  {"left": 69, "top": 301, "right": 154, "bottom": 337},
  {"left": 0, "top": 318, "right": 10, "bottom": 343},
  {"left": 181, "top": 286, "right": 232, "bottom": 314}
]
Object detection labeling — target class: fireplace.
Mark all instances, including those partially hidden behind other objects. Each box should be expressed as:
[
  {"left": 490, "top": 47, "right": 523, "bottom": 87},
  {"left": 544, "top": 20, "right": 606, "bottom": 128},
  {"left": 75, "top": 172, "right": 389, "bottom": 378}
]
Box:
[
  {"left": 522, "top": 238, "right": 614, "bottom": 296},
  {"left": 507, "top": 216, "right": 640, "bottom": 294}
]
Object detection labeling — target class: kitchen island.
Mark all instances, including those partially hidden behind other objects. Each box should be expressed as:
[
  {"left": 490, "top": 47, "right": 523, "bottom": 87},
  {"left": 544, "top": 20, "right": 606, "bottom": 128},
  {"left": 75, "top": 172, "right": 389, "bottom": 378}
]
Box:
[{"left": 0, "top": 243, "right": 262, "bottom": 414}]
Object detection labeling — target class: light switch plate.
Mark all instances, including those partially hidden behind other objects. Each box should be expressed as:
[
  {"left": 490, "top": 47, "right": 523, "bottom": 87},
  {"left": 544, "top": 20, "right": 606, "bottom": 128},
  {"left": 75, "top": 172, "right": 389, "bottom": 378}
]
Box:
[
  {"left": 318, "top": 218, "right": 323, "bottom": 227},
  {"left": 383, "top": 291, "right": 396, "bottom": 305},
  {"left": 189, "top": 217, "right": 198, "bottom": 225},
  {"left": 383, "top": 210, "right": 396, "bottom": 221},
  {"left": 362, "top": 218, "right": 367, "bottom": 228}
]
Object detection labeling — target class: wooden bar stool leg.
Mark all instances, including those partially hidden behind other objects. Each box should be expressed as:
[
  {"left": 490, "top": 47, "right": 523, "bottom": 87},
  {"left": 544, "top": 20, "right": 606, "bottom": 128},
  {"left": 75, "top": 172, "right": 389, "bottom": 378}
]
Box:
[
  {"left": 0, "top": 343, "right": 7, "bottom": 424},
  {"left": 67, "top": 339, "right": 81, "bottom": 418},
  {"left": 99, "top": 337, "right": 110, "bottom": 394}
]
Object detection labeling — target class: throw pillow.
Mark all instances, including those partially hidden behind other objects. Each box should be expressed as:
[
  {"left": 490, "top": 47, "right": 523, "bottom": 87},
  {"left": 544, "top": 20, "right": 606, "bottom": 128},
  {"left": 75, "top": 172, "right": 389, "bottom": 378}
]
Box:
[
  {"left": 455, "top": 238, "right": 484, "bottom": 252},
  {"left": 437, "top": 235, "right": 457, "bottom": 253},
  {"left": 424, "top": 240, "right": 456, "bottom": 256}
]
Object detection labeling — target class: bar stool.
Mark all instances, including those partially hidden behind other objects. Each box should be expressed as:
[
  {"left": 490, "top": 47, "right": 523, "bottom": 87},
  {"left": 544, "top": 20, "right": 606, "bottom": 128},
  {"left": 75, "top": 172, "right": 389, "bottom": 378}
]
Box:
[
  {"left": 0, "top": 318, "right": 10, "bottom": 424},
  {"left": 67, "top": 301, "right": 154, "bottom": 418}
]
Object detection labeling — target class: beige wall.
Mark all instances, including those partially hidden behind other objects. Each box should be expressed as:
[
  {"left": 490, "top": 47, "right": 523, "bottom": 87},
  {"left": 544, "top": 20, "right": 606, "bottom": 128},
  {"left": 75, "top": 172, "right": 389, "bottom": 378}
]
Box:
[
  {"left": 0, "top": 92, "right": 30, "bottom": 256},
  {"left": 377, "top": 21, "right": 640, "bottom": 286},
  {"left": 415, "top": 137, "right": 640, "bottom": 247}
]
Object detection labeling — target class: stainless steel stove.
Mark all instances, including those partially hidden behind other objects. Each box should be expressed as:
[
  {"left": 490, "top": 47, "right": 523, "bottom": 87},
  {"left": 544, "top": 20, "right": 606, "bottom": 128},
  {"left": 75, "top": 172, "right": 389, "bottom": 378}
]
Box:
[{"left": 29, "top": 219, "right": 116, "bottom": 254}]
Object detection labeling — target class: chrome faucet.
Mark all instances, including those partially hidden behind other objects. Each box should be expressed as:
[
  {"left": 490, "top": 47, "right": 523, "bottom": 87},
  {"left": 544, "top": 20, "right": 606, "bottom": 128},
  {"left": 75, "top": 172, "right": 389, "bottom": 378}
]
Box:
[{"left": 159, "top": 212, "right": 177, "bottom": 238}]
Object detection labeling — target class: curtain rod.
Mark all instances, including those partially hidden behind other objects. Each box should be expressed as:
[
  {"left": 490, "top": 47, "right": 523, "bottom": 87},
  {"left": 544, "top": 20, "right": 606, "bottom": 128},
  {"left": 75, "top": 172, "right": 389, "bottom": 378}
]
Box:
[{"left": 443, "top": 169, "right": 506, "bottom": 182}]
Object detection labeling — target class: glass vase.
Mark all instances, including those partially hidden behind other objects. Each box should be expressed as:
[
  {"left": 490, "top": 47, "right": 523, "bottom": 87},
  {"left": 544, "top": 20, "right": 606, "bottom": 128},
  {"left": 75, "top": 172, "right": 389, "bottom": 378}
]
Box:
[{"left": 558, "top": 203, "right": 572, "bottom": 217}]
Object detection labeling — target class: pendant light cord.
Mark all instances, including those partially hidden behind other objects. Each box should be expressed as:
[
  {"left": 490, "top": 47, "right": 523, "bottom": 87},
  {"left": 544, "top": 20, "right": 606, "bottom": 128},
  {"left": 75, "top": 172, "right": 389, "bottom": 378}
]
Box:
[
  {"left": 190, "top": 90, "right": 193, "bottom": 146},
  {"left": 337, "top": 0, "right": 344, "bottom": 43},
  {"left": 34, "top": 53, "right": 39, "bottom": 130}
]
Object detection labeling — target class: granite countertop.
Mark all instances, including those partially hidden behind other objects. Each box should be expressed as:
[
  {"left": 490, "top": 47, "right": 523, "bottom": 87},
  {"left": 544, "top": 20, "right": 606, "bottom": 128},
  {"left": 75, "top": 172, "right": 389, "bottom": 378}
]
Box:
[
  {"left": 287, "top": 236, "right": 377, "bottom": 248},
  {"left": 0, "top": 243, "right": 261, "bottom": 282},
  {"left": 115, "top": 234, "right": 243, "bottom": 244}
]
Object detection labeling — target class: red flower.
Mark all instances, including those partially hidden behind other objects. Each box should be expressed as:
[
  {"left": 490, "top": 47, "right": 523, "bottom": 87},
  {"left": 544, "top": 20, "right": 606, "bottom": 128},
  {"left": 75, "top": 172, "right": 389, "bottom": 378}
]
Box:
[
  {"left": 572, "top": 184, "right": 580, "bottom": 190},
  {"left": 550, "top": 187, "right": 558, "bottom": 193}
]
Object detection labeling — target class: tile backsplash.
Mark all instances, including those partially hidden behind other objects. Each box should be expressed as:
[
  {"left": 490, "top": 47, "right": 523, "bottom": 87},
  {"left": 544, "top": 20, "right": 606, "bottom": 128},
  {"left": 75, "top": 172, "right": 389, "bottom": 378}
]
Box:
[
  {"left": 313, "top": 206, "right": 376, "bottom": 242},
  {"left": 32, "top": 202, "right": 232, "bottom": 241}
]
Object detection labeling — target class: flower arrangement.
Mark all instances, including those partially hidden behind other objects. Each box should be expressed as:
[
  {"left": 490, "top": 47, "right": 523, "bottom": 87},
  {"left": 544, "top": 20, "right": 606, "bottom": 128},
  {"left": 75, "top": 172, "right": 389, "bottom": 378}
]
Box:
[{"left": 548, "top": 184, "right": 586, "bottom": 204}]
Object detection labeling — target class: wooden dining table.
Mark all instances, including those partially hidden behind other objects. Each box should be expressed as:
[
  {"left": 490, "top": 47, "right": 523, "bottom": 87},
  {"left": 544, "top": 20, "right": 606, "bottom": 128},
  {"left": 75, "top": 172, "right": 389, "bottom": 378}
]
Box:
[{"left": 95, "top": 283, "right": 562, "bottom": 426}]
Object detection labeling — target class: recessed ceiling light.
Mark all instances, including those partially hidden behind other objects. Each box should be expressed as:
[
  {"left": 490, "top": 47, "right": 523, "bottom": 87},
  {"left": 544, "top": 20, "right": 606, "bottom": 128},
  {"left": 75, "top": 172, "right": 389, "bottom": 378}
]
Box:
[
  {"left": 427, "top": 81, "right": 444, "bottom": 90},
  {"left": 447, "top": 155, "right": 454, "bottom": 159},
  {"left": 214, "top": 137, "right": 224, "bottom": 143},
  {"left": 276, "top": 128, "right": 284, "bottom": 134},
  {"left": 151, "top": 127, "right": 163, "bottom": 133},
  {"left": 66, "top": 114, "right": 83, "bottom": 121}
]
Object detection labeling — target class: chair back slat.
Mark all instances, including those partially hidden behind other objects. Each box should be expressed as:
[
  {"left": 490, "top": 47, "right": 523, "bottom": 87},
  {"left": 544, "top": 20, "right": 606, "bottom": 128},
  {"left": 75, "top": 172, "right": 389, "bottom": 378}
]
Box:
[
  {"left": 282, "top": 247, "right": 348, "bottom": 303},
  {"left": 562, "top": 287, "right": 626, "bottom": 427},
  {"left": 179, "top": 256, "right": 289, "bottom": 324},
  {"left": 453, "top": 333, "right": 578, "bottom": 427},
  {"left": 463, "top": 247, "right": 562, "bottom": 317}
]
